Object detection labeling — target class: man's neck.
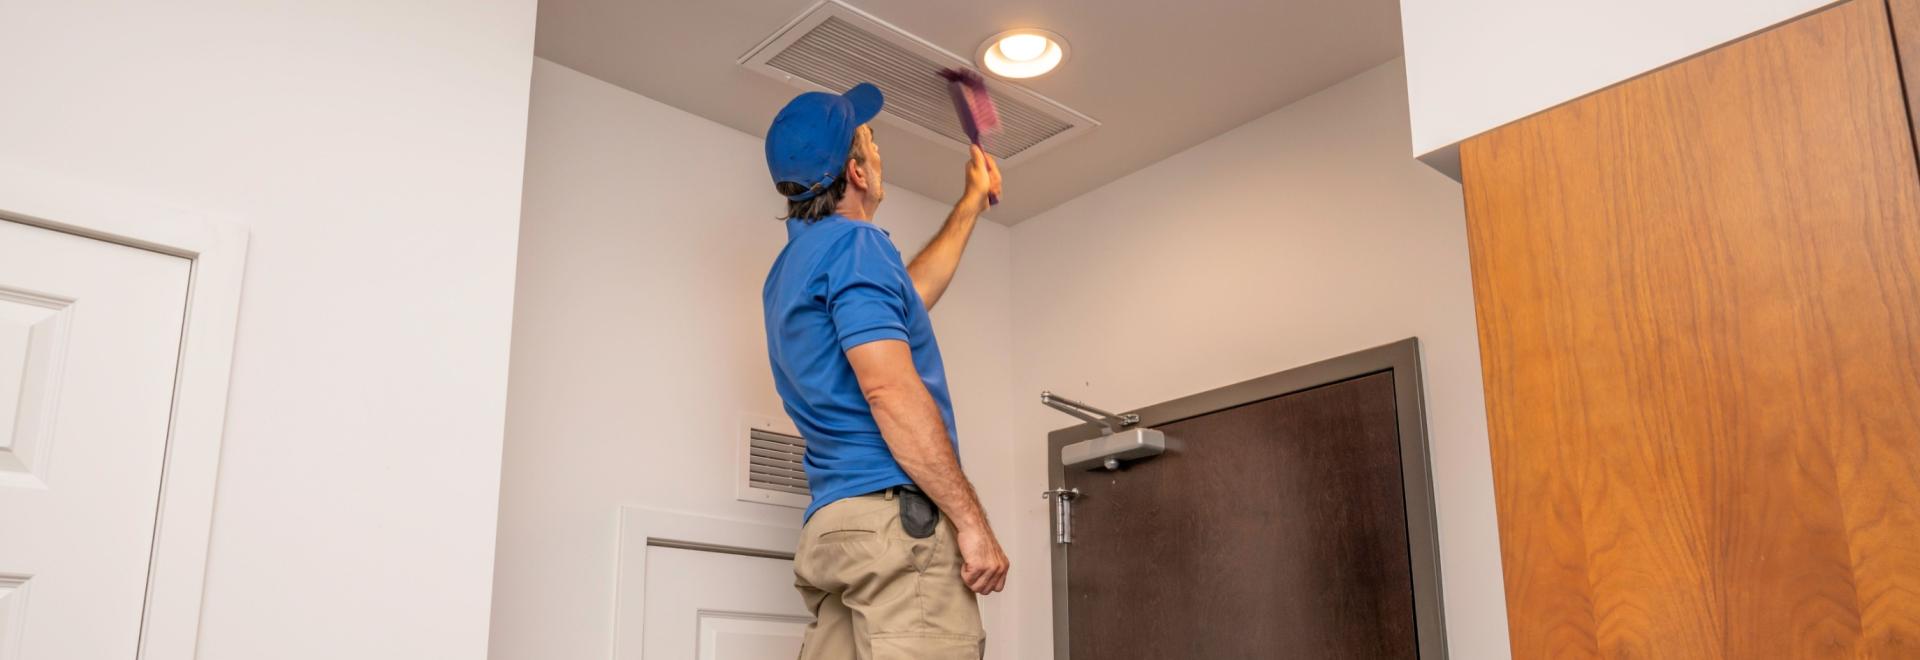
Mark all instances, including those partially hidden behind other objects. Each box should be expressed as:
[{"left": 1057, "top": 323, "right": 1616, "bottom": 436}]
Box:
[{"left": 834, "top": 195, "right": 872, "bottom": 221}]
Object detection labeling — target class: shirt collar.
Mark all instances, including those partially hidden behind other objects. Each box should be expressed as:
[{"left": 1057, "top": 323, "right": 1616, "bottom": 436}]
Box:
[{"left": 786, "top": 215, "right": 888, "bottom": 240}]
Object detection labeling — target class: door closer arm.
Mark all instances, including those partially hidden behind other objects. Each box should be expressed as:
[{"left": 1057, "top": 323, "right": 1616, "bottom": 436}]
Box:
[{"left": 1040, "top": 391, "right": 1166, "bottom": 470}]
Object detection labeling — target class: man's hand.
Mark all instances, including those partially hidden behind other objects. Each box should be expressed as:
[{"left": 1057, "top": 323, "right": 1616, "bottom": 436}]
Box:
[
  {"left": 957, "top": 523, "right": 1009, "bottom": 595},
  {"left": 961, "top": 144, "right": 1002, "bottom": 213}
]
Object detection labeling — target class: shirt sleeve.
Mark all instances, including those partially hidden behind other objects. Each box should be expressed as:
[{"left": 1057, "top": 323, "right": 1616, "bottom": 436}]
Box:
[{"left": 824, "top": 228, "right": 913, "bottom": 352}]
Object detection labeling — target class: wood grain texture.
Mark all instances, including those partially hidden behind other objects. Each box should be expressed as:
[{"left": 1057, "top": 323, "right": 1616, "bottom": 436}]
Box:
[
  {"left": 1065, "top": 372, "right": 1417, "bottom": 659},
  {"left": 1461, "top": 0, "right": 1920, "bottom": 657},
  {"left": 1892, "top": 0, "right": 1920, "bottom": 133}
]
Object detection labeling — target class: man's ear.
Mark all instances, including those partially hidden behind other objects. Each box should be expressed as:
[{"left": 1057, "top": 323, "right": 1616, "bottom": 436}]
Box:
[{"left": 844, "top": 158, "right": 867, "bottom": 191}]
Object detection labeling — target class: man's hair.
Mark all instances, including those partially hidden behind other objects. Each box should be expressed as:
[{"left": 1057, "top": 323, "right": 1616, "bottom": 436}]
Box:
[{"left": 778, "top": 132, "right": 869, "bottom": 222}]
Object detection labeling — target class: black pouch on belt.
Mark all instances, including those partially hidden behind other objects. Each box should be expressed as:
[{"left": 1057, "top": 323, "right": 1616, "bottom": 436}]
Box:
[{"left": 897, "top": 485, "right": 941, "bottom": 539}]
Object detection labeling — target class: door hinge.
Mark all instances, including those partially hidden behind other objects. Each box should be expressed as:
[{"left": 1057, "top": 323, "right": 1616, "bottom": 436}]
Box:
[{"left": 1041, "top": 487, "right": 1081, "bottom": 544}]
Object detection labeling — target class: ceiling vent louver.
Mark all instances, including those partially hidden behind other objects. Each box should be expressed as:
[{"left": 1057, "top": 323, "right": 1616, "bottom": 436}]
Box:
[
  {"left": 738, "top": 415, "right": 810, "bottom": 509},
  {"left": 740, "top": 0, "right": 1097, "bottom": 166}
]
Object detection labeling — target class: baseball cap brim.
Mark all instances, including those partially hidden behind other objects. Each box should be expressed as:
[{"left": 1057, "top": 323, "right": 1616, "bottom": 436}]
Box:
[{"left": 844, "top": 82, "right": 884, "bottom": 125}]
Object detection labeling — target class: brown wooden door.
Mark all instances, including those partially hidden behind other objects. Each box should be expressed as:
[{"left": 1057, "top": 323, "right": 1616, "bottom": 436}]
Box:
[
  {"left": 1461, "top": 0, "right": 1920, "bottom": 657},
  {"left": 1061, "top": 371, "right": 1421, "bottom": 659}
]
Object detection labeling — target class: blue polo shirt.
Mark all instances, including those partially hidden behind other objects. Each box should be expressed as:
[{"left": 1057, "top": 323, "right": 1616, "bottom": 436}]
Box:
[{"left": 762, "top": 215, "right": 959, "bottom": 521}]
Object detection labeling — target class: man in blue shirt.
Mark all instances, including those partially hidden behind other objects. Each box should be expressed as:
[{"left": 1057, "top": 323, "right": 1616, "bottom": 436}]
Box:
[{"left": 762, "top": 83, "right": 1005, "bottom": 659}]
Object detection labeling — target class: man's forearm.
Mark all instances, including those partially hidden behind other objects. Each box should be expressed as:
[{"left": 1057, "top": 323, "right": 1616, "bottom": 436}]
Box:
[
  {"left": 905, "top": 199, "right": 983, "bottom": 310},
  {"left": 863, "top": 377, "right": 991, "bottom": 532}
]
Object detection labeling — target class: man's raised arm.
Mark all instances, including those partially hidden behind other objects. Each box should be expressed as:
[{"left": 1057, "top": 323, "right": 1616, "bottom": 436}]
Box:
[{"left": 906, "top": 145, "right": 1001, "bottom": 309}]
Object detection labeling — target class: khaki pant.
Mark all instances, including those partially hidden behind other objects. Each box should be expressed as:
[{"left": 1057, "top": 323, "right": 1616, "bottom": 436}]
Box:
[{"left": 794, "top": 490, "right": 985, "bottom": 659}]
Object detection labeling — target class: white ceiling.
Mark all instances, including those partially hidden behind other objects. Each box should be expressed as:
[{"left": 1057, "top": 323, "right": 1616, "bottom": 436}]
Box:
[{"left": 534, "top": 0, "right": 1406, "bottom": 225}]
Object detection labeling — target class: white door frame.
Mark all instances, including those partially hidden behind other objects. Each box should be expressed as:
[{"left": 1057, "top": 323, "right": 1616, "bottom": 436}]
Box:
[
  {"left": 0, "top": 163, "right": 247, "bottom": 660},
  {"left": 613, "top": 507, "right": 802, "bottom": 660}
]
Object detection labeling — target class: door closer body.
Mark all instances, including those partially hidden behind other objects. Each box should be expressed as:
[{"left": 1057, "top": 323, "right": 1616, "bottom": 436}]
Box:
[{"left": 1040, "top": 391, "right": 1166, "bottom": 470}]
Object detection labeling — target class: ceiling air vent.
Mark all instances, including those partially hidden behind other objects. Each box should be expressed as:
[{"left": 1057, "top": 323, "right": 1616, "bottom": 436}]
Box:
[
  {"left": 737, "top": 415, "right": 810, "bottom": 509},
  {"left": 740, "top": 0, "right": 1098, "bottom": 166}
]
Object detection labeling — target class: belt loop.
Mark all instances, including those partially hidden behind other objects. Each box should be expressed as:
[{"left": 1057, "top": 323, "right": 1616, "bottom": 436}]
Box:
[{"left": 883, "top": 487, "right": 896, "bottom": 501}]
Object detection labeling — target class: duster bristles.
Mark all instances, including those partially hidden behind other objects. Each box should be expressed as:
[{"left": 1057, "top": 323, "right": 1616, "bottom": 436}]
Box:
[
  {"left": 938, "top": 68, "right": 1001, "bottom": 140},
  {"left": 939, "top": 67, "right": 1002, "bottom": 207}
]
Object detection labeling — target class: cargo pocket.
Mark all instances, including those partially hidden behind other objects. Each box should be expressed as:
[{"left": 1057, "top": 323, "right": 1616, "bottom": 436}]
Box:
[{"left": 869, "top": 632, "right": 984, "bottom": 660}]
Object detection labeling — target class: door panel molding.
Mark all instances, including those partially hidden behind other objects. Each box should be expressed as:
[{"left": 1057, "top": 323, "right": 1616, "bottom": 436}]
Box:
[
  {"left": 1044, "top": 338, "right": 1447, "bottom": 659},
  {"left": 0, "top": 286, "right": 73, "bottom": 490},
  {"left": 0, "top": 163, "right": 247, "bottom": 660},
  {"left": 0, "top": 573, "right": 29, "bottom": 660},
  {"left": 614, "top": 507, "right": 801, "bottom": 660}
]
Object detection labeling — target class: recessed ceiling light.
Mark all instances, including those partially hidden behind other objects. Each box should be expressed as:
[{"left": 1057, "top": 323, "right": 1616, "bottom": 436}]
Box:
[{"left": 979, "top": 28, "right": 1067, "bottom": 79}]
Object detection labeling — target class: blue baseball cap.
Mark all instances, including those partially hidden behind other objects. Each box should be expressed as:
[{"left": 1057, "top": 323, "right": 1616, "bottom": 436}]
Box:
[{"left": 766, "top": 83, "right": 885, "bottom": 201}]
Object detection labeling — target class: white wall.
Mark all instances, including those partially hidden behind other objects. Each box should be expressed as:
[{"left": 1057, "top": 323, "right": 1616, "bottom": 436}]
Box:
[
  {"left": 489, "top": 58, "right": 1016, "bottom": 660},
  {"left": 1400, "top": 0, "right": 1831, "bottom": 156},
  {"left": 0, "top": 1, "right": 537, "bottom": 658},
  {"left": 1005, "top": 59, "right": 1510, "bottom": 659}
]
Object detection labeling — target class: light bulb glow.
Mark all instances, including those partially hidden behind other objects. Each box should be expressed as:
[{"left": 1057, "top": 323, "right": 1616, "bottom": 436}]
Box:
[
  {"left": 979, "top": 29, "right": 1067, "bottom": 79},
  {"left": 997, "top": 34, "right": 1048, "bottom": 62}
]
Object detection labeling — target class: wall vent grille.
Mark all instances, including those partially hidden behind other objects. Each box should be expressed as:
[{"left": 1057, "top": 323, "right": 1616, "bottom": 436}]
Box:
[
  {"left": 746, "top": 429, "right": 809, "bottom": 497},
  {"left": 740, "top": 0, "right": 1097, "bottom": 165},
  {"left": 737, "top": 415, "right": 811, "bottom": 509}
]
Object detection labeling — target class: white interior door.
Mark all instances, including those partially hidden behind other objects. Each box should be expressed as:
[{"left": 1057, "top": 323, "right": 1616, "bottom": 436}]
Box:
[
  {"left": 642, "top": 546, "right": 810, "bottom": 660},
  {"left": 0, "top": 219, "right": 191, "bottom": 659}
]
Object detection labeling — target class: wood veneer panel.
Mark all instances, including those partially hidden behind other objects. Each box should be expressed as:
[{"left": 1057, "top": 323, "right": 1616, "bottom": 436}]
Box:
[
  {"left": 1461, "top": 0, "right": 1920, "bottom": 657},
  {"left": 1064, "top": 373, "right": 1415, "bottom": 659},
  {"left": 1890, "top": 0, "right": 1920, "bottom": 133}
]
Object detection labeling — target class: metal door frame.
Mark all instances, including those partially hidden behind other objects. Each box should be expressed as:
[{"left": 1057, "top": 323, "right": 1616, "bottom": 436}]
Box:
[{"left": 1046, "top": 338, "right": 1449, "bottom": 659}]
